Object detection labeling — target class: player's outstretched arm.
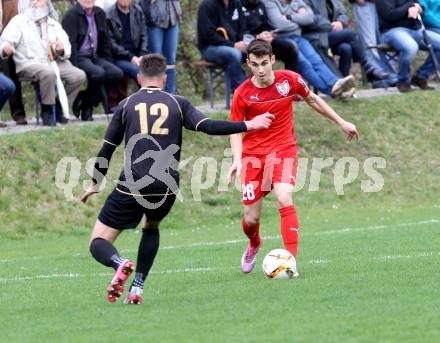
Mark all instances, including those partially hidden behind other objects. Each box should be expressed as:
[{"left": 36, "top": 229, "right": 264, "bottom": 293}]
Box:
[
  {"left": 304, "top": 92, "right": 359, "bottom": 141},
  {"left": 197, "top": 112, "right": 274, "bottom": 135}
]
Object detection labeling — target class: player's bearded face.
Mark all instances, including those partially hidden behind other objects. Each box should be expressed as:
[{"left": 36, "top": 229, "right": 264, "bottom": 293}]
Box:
[{"left": 247, "top": 54, "right": 276, "bottom": 84}]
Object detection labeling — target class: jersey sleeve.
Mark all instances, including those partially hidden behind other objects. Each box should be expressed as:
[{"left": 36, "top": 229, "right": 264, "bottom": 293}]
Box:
[
  {"left": 293, "top": 73, "right": 311, "bottom": 98},
  {"left": 103, "top": 102, "right": 125, "bottom": 146},
  {"left": 180, "top": 96, "right": 209, "bottom": 131},
  {"left": 230, "top": 91, "right": 247, "bottom": 122}
]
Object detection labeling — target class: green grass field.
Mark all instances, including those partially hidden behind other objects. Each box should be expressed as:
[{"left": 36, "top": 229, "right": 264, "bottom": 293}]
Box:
[{"left": 1, "top": 91, "right": 440, "bottom": 342}]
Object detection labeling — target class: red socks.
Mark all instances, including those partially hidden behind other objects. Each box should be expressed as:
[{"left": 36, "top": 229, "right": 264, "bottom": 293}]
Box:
[
  {"left": 242, "top": 217, "right": 261, "bottom": 248},
  {"left": 242, "top": 206, "right": 299, "bottom": 256},
  {"left": 279, "top": 205, "right": 300, "bottom": 257}
]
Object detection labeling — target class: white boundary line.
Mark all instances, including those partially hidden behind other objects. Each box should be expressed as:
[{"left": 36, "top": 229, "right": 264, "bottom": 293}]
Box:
[
  {"left": 0, "top": 219, "right": 438, "bottom": 264},
  {"left": 1, "top": 251, "right": 439, "bottom": 284},
  {"left": 155, "top": 219, "right": 440, "bottom": 251}
]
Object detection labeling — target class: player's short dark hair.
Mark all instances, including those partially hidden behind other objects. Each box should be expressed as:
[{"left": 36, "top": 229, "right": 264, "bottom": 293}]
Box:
[
  {"left": 139, "top": 54, "right": 167, "bottom": 78},
  {"left": 247, "top": 39, "right": 273, "bottom": 58}
]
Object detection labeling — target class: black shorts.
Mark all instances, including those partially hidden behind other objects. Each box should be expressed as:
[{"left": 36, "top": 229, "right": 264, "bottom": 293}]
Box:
[{"left": 98, "top": 188, "right": 177, "bottom": 230}]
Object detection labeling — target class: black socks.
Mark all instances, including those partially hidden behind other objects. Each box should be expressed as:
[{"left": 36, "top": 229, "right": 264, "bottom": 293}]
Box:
[
  {"left": 134, "top": 228, "right": 160, "bottom": 287},
  {"left": 90, "top": 237, "right": 122, "bottom": 270},
  {"left": 90, "top": 228, "right": 160, "bottom": 289}
]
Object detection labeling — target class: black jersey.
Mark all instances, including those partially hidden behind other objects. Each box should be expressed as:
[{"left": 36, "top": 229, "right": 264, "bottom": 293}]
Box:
[{"left": 104, "top": 87, "right": 209, "bottom": 196}]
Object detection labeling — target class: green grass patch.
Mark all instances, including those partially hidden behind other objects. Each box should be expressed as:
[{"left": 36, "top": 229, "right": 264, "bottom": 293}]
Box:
[
  {"left": 0, "top": 91, "right": 439, "bottom": 237},
  {"left": 0, "top": 91, "right": 439, "bottom": 341}
]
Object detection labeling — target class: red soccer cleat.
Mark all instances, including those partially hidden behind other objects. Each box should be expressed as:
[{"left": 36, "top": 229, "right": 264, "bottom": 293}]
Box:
[
  {"left": 107, "top": 260, "right": 134, "bottom": 302},
  {"left": 124, "top": 286, "right": 143, "bottom": 305}
]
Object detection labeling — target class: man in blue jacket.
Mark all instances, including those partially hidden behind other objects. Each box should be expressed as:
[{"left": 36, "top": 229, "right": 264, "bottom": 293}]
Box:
[{"left": 419, "top": 0, "right": 440, "bottom": 34}]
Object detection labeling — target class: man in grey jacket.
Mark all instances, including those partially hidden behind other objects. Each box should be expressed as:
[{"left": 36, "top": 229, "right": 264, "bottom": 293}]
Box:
[
  {"left": 302, "top": 0, "right": 388, "bottom": 82},
  {"left": 263, "top": 0, "right": 355, "bottom": 99},
  {"left": 1, "top": 0, "right": 86, "bottom": 125}
]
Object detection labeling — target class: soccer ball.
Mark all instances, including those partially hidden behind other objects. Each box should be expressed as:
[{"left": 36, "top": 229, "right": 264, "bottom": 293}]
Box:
[{"left": 262, "top": 249, "right": 298, "bottom": 279}]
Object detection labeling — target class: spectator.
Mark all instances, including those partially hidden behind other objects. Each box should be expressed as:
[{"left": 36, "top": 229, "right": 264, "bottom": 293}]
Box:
[
  {"left": 140, "top": 0, "right": 180, "bottom": 93},
  {"left": 95, "top": 0, "right": 115, "bottom": 11},
  {"left": 1, "top": 0, "right": 25, "bottom": 126},
  {"left": 1, "top": 0, "right": 59, "bottom": 125},
  {"left": 240, "top": 0, "right": 299, "bottom": 72},
  {"left": 0, "top": 71, "right": 15, "bottom": 128},
  {"left": 197, "top": 0, "right": 247, "bottom": 93},
  {"left": 1, "top": 0, "right": 86, "bottom": 126},
  {"left": 302, "top": 0, "right": 389, "bottom": 81},
  {"left": 419, "top": 0, "right": 440, "bottom": 34},
  {"left": 107, "top": 0, "right": 148, "bottom": 83},
  {"left": 303, "top": 0, "right": 388, "bottom": 81},
  {"left": 0, "top": 3, "right": 14, "bottom": 128},
  {"left": 263, "top": 0, "right": 356, "bottom": 99},
  {"left": 349, "top": 0, "right": 398, "bottom": 88},
  {"left": 377, "top": 0, "right": 440, "bottom": 92},
  {"left": 63, "top": 0, "right": 123, "bottom": 121}
]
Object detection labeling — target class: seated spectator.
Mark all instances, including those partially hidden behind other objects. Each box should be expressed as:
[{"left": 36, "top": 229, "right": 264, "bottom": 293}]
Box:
[
  {"left": 140, "top": 0, "right": 181, "bottom": 93},
  {"left": 0, "top": 0, "right": 57, "bottom": 125},
  {"left": 377, "top": 0, "right": 440, "bottom": 92},
  {"left": 349, "top": 0, "right": 398, "bottom": 88},
  {"left": 303, "top": 0, "right": 389, "bottom": 82},
  {"left": 0, "top": 71, "right": 15, "bottom": 127},
  {"left": 96, "top": 0, "right": 116, "bottom": 12},
  {"left": 1, "top": 0, "right": 86, "bottom": 126},
  {"left": 107, "top": 0, "right": 148, "bottom": 82},
  {"left": 240, "top": 0, "right": 299, "bottom": 72},
  {"left": 63, "top": 0, "right": 124, "bottom": 121},
  {"left": 197, "top": 0, "right": 247, "bottom": 93},
  {"left": 419, "top": 0, "right": 440, "bottom": 35},
  {"left": 263, "top": 0, "right": 356, "bottom": 99}
]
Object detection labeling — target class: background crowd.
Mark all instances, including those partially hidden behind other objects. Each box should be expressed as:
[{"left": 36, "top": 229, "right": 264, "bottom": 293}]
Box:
[{"left": 0, "top": 0, "right": 439, "bottom": 127}]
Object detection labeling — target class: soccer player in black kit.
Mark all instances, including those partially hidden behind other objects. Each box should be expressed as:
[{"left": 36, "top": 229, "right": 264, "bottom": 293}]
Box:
[{"left": 80, "top": 54, "right": 274, "bottom": 304}]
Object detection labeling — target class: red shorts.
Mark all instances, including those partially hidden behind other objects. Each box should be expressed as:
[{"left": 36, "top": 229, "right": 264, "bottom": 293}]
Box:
[{"left": 240, "top": 146, "right": 297, "bottom": 205}]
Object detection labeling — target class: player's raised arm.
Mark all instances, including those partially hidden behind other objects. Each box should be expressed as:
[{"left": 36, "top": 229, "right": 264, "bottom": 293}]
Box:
[{"left": 303, "top": 92, "right": 359, "bottom": 141}]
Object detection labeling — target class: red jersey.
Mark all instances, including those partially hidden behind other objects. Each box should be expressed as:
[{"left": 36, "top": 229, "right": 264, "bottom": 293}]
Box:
[{"left": 230, "top": 70, "right": 310, "bottom": 155}]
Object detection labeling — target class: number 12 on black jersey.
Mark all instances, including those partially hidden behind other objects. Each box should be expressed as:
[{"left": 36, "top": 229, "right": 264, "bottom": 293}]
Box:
[{"left": 135, "top": 102, "right": 170, "bottom": 135}]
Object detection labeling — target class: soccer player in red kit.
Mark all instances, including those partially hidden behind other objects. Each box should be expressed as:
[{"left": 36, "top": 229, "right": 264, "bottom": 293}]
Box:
[{"left": 227, "top": 39, "right": 359, "bottom": 275}]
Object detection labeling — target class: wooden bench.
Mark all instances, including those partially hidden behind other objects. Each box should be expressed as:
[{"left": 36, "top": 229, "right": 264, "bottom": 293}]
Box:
[{"left": 193, "top": 60, "right": 231, "bottom": 109}]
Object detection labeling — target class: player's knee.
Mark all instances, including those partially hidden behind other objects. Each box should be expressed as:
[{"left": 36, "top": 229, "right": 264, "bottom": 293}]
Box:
[
  {"left": 243, "top": 211, "right": 260, "bottom": 227},
  {"left": 89, "top": 237, "right": 105, "bottom": 256},
  {"left": 276, "top": 194, "right": 293, "bottom": 208}
]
